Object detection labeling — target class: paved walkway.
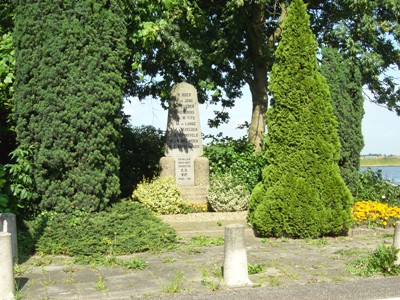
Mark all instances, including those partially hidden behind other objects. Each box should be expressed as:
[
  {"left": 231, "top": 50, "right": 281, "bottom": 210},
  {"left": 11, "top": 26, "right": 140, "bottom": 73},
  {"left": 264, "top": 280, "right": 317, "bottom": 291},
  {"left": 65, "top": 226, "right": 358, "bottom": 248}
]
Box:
[{"left": 17, "top": 212, "right": 400, "bottom": 300}]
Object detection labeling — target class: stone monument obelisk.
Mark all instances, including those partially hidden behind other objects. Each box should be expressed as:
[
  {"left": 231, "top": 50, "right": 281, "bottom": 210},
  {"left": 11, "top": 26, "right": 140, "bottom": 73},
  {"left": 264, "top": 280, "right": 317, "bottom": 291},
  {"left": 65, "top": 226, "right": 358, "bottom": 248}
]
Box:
[{"left": 160, "top": 82, "right": 209, "bottom": 204}]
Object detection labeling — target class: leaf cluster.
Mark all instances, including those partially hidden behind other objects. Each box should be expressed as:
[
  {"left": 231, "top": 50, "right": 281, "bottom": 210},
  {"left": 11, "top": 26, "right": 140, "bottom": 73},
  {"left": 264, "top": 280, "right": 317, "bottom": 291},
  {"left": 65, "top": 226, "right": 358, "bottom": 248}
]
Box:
[{"left": 132, "top": 176, "right": 188, "bottom": 215}]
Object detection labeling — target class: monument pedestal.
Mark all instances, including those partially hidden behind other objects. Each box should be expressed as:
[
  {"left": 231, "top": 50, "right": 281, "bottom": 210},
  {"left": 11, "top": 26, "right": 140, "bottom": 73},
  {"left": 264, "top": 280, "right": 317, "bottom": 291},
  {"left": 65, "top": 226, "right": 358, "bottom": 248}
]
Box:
[{"left": 160, "top": 156, "right": 209, "bottom": 204}]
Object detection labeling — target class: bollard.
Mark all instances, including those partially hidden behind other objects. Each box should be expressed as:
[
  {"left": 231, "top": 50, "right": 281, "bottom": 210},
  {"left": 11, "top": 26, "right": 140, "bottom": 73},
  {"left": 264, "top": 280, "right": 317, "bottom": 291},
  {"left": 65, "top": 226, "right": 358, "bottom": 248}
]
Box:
[
  {"left": 0, "top": 232, "right": 15, "bottom": 300},
  {"left": 223, "top": 224, "right": 252, "bottom": 288},
  {"left": 393, "top": 221, "right": 400, "bottom": 265},
  {"left": 0, "top": 213, "right": 18, "bottom": 264}
]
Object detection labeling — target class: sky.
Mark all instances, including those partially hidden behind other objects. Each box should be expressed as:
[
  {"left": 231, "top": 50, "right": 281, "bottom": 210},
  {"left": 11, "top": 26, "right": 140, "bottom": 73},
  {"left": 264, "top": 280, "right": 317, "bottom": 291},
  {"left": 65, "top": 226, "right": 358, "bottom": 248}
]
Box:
[{"left": 124, "top": 85, "right": 400, "bottom": 156}]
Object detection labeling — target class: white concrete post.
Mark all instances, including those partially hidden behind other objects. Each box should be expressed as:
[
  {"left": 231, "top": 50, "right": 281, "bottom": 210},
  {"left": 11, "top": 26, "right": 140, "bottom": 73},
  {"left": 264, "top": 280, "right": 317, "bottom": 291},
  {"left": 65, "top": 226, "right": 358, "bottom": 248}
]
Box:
[
  {"left": 0, "top": 232, "right": 15, "bottom": 300},
  {"left": 223, "top": 224, "right": 252, "bottom": 288},
  {"left": 393, "top": 221, "right": 400, "bottom": 265},
  {"left": 0, "top": 213, "right": 18, "bottom": 264}
]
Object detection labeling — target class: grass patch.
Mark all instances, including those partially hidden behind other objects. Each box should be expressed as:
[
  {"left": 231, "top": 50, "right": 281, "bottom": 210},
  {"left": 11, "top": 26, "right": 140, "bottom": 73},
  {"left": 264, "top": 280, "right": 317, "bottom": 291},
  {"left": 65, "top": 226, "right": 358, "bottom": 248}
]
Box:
[
  {"left": 163, "top": 271, "right": 185, "bottom": 294},
  {"left": 305, "top": 238, "right": 328, "bottom": 246},
  {"left": 190, "top": 235, "right": 224, "bottom": 247},
  {"left": 73, "top": 255, "right": 147, "bottom": 270},
  {"left": 334, "top": 248, "right": 365, "bottom": 256},
  {"left": 248, "top": 263, "right": 266, "bottom": 275}
]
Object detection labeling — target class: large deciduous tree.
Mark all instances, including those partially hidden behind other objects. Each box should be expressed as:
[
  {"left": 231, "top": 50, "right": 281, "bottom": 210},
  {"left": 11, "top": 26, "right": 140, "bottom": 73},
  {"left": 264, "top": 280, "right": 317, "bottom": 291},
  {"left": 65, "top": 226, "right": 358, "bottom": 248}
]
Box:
[
  {"left": 124, "top": 0, "right": 399, "bottom": 151},
  {"left": 320, "top": 47, "right": 365, "bottom": 194},
  {"left": 13, "top": 0, "right": 127, "bottom": 213},
  {"left": 248, "top": 0, "right": 352, "bottom": 238}
]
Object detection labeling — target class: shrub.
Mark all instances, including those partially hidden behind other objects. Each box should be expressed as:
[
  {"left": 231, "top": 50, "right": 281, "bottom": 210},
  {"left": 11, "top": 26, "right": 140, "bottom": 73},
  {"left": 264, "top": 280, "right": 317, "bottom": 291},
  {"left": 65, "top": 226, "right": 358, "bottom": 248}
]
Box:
[
  {"left": 355, "top": 168, "right": 400, "bottom": 206},
  {"left": 248, "top": 0, "right": 352, "bottom": 238},
  {"left": 207, "top": 173, "right": 249, "bottom": 212},
  {"left": 347, "top": 245, "right": 400, "bottom": 277},
  {"left": 352, "top": 200, "right": 400, "bottom": 228},
  {"left": 203, "top": 135, "right": 265, "bottom": 192},
  {"left": 132, "top": 176, "right": 187, "bottom": 215},
  {"left": 119, "top": 124, "right": 164, "bottom": 198},
  {"left": 26, "top": 201, "right": 177, "bottom": 256}
]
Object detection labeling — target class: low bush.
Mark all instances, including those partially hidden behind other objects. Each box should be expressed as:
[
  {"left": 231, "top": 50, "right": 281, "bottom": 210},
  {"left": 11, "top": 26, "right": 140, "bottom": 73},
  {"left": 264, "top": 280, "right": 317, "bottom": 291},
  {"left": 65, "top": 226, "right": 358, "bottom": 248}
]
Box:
[
  {"left": 352, "top": 200, "right": 400, "bottom": 228},
  {"left": 132, "top": 176, "right": 188, "bottom": 215},
  {"left": 207, "top": 173, "right": 249, "bottom": 212},
  {"left": 203, "top": 136, "right": 265, "bottom": 192},
  {"left": 26, "top": 201, "right": 177, "bottom": 256},
  {"left": 347, "top": 244, "right": 400, "bottom": 276},
  {"left": 354, "top": 168, "right": 400, "bottom": 206}
]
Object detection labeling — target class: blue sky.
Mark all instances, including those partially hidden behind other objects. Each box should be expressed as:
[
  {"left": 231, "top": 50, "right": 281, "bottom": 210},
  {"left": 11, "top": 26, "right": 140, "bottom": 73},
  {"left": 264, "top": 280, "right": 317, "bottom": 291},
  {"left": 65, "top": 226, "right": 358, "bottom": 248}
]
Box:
[{"left": 124, "top": 86, "right": 400, "bottom": 156}]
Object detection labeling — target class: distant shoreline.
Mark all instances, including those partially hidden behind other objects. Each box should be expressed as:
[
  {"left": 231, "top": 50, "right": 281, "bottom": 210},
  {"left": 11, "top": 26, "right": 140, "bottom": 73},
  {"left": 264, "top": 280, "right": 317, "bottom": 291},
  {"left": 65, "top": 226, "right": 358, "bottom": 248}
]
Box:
[{"left": 360, "top": 157, "right": 400, "bottom": 167}]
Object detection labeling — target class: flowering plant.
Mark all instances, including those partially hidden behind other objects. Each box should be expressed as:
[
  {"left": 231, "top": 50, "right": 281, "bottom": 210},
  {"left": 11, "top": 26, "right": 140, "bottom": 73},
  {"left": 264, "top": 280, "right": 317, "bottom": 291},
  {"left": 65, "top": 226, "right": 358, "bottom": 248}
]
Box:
[{"left": 352, "top": 200, "right": 400, "bottom": 227}]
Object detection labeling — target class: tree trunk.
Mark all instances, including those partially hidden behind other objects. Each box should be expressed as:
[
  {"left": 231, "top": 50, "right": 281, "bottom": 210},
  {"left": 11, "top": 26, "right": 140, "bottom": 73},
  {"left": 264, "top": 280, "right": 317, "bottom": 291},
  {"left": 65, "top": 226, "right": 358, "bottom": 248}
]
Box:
[
  {"left": 248, "top": 75, "right": 268, "bottom": 152},
  {"left": 246, "top": 1, "right": 287, "bottom": 152}
]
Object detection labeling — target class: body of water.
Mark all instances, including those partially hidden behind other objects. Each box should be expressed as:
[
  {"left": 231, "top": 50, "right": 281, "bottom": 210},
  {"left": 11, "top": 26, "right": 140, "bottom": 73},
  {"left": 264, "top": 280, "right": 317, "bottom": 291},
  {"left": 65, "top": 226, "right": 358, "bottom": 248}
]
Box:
[{"left": 360, "top": 166, "right": 400, "bottom": 184}]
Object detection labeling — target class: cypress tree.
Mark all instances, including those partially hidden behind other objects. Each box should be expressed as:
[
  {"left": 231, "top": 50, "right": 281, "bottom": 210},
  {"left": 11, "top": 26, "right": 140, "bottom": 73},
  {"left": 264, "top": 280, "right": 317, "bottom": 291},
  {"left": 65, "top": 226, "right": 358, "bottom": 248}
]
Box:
[
  {"left": 320, "top": 47, "right": 364, "bottom": 194},
  {"left": 248, "top": 0, "right": 352, "bottom": 238},
  {"left": 13, "top": 1, "right": 126, "bottom": 213}
]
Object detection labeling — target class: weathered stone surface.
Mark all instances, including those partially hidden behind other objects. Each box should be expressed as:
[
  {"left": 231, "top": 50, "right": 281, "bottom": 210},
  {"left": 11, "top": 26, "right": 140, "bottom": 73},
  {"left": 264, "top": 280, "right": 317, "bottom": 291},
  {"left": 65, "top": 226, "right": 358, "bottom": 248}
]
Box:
[
  {"left": 0, "top": 232, "right": 14, "bottom": 300},
  {"left": 223, "top": 224, "right": 252, "bottom": 288},
  {"left": 159, "top": 157, "right": 175, "bottom": 178},
  {"left": 194, "top": 157, "right": 209, "bottom": 186},
  {"left": 0, "top": 213, "right": 17, "bottom": 264},
  {"left": 165, "top": 82, "right": 203, "bottom": 157}
]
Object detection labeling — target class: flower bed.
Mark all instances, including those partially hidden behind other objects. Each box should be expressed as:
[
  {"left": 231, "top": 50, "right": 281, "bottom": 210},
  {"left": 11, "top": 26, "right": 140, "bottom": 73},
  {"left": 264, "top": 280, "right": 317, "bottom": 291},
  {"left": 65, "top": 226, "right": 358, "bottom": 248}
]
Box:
[{"left": 352, "top": 200, "right": 400, "bottom": 227}]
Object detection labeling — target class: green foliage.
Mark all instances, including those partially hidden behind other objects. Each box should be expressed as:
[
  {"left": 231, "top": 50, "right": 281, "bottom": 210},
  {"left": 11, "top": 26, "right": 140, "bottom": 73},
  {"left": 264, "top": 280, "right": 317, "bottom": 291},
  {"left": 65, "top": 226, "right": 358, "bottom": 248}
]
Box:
[
  {"left": 132, "top": 176, "right": 187, "bottom": 215},
  {"left": 355, "top": 168, "right": 400, "bottom": 206},
  {"left": 248, "top": 263, "right": 266, "bottom": 275},
  {"left": 248, "top": 0, "right": 352, "bottom": 239},
  {"left": 207, "top": 173, "right": 249, "bottom": 212},
  {"left": 13, "top": 0, "right": 127, "bottom": 213},
  {"left": 189, "top": 235, "right": 224, "bottom": 247},
  {"left": 0, "top": 31, "right": 16, "bottom": 165},
  {"left": 347, "top": 245, "right": 400, "bottom": 277},
  {"left": 5, "top": 146, "right": 37, "bottom": 216},
  {"left": 320, "top": 47, "right": 365, "bottom": 194},
  {"left": 203, "top": 135, "right": 265, "bottom": 191},
  {"left": 0, "top": 164, "right": 9, "bottom": 212},
  {"left": 25, "top": 201, "right": 177, "bottom": 256},
  {"left": 119, "top": 124, "right": 164, "bottom": 198}
]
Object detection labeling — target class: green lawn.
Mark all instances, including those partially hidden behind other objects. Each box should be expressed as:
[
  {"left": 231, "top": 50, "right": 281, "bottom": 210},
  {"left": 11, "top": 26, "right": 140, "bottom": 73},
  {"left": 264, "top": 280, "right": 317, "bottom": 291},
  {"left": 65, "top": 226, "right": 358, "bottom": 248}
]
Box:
[{"left": 360, "top": 157, "right": 400, "bottom": 167}]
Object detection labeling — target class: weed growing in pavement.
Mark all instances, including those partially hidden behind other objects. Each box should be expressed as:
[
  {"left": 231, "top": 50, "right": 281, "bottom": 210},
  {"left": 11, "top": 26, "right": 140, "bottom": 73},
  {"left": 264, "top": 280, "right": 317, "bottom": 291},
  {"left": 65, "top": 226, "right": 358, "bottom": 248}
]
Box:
[
  {"left": 347, "top": 244, "right": 400, "bottom": 276},
  {"left": 334, "top": 248, "right": 366, "bottom": 256},
  {"left": 190, "top": 235, "right": 224, "bottom": 246},
  {"left": 268, "top": 276, "right": 282, "bottom": 286},
  {"left": 305, "top": 238, "right": 328, "bottom": 246},
  {"left": 201, "top": 268, "right": 221, "bottom": 291},
  {"left": 73, "top": 255, "right": 147, "bottom": 270},
  {"left": 95, "top": 276, "right": 107, "bottom": 291},
  {"left": 162, "top": 271, "right": 185, "bottom": 294},
  {"left": 31, "top": 256, "right": 52, "bottom": 267},
  {"left": 161, "top": 257, "right": 177, "bottom": 263},
  {"left": 14, "top": 264, "right": 30, "bottom": 277},
  {"left": 248, "top": 263, "right": 266, "bottom": 275}
]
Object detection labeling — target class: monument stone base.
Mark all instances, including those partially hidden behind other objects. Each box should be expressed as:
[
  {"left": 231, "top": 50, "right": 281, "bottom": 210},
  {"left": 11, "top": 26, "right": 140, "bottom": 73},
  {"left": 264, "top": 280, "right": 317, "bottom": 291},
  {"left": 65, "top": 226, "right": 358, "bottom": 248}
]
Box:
[{"left": 160, "top": 156, "right": 209, "bottom": 205}]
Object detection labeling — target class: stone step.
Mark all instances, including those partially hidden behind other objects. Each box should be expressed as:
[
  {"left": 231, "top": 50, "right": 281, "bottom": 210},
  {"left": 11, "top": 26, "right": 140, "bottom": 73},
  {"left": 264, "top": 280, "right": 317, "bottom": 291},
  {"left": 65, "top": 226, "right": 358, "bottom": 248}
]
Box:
[{"left": 159, "top": 211, "right": 254, "bottom": 238}]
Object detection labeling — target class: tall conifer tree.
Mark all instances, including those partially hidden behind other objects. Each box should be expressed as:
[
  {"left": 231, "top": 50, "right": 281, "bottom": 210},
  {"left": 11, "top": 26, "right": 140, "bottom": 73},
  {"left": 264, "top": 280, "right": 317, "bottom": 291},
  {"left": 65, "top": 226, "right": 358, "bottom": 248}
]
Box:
[
  {"left": 13, "top": 1, "right": 126, "bottom": 213},
  {"left": 248, "top": 0, "right": 352, "bottom": 238},
  {"left": 320, "top": 47, "right": 364, "bottom": 194}
]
